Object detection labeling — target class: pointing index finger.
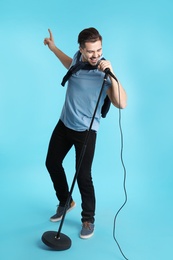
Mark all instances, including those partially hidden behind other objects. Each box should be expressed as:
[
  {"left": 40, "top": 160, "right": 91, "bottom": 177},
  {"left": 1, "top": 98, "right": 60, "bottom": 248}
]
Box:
[{"left": 48, "top": 29, "right": 53, "bottom": 40}]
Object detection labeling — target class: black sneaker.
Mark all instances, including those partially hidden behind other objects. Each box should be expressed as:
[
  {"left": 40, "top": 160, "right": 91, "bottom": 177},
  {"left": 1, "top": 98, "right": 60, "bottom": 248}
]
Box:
[
  {"left": 80, "top": 221, "right": 94, "bottom": 239},
  {"left": 50, "top": 201, "right": 76, "bottom": 222}
]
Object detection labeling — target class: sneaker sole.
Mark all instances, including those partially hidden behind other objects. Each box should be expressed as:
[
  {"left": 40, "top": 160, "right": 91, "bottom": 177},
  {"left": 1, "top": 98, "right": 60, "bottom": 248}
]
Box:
[
  {"left": 50, "top": 202, "right": 76, "bottom": 222},
  {"left": 80, "top": 232, "right": 94, "bottom": 239}
]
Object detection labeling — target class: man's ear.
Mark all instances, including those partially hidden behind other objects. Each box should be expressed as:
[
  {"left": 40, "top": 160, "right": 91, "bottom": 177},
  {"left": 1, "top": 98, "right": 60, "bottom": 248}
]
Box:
[{"left": 79, "top": 46, "right": 83, "bottom": 53}]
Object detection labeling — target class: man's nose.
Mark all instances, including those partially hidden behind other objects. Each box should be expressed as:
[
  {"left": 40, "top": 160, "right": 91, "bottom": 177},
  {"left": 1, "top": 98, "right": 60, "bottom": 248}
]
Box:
[{"left": 92, "top": 52, "right": 98, "bottom": 57}]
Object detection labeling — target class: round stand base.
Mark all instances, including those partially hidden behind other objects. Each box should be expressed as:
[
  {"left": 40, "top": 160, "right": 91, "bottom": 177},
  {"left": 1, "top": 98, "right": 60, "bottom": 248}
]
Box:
[{"left": 42, "top": 231, "right": 71, "bottom": 250}]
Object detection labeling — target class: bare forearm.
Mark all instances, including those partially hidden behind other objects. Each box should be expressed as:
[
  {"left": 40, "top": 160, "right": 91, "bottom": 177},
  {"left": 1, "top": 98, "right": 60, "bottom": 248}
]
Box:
[
  {"left": 98, "top": 60, "right": 127, "bottom": 108},
  {"left": 44, "top": 29, "right": 73, "bottom": 69},
  {"left": 107, "top": 77, "right": 127, "bottom": 109},
  {"left": 51, "top": 46, "right": 72, "bottom": 69}
]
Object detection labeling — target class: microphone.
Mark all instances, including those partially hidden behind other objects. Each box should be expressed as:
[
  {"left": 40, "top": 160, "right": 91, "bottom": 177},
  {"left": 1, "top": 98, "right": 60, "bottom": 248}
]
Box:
[
  {"left": 97, "top": 60, "right": 118, "bottom": 83},
  {"left": 104, "top": 68, "right": 118, "bottom": 83}
]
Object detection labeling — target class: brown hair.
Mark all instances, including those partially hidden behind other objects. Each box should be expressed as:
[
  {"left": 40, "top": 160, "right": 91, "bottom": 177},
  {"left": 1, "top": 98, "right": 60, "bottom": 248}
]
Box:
[{"left": 78, "top": 27, "right": 102, "bottom": 48}]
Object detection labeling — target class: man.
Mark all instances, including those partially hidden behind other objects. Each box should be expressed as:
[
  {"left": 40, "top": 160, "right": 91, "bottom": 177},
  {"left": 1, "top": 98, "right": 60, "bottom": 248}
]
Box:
[{"left": 43, "top": 27, "right": 127, "bottom": 239}]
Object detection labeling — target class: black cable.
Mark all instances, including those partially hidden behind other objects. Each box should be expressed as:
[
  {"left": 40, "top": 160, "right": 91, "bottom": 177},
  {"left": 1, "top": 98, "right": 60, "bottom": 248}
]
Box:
[{"left": 113, "top": 81, "right": 129, "bottom": 260}]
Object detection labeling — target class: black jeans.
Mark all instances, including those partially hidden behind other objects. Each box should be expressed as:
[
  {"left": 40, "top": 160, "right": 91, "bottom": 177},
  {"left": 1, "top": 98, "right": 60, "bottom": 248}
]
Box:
[{"left": 45, "top": 120, "right": 97, "bottom": 223}]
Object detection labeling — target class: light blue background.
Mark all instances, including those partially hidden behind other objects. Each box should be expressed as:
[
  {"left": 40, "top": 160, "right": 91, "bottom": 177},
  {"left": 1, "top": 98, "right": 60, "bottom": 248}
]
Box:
[{"left": 0, "top": 0, "right": 173, "bottom": 259}]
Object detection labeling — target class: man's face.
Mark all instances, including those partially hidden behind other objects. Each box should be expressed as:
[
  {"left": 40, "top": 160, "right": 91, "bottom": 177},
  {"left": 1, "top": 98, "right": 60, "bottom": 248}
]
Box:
[{"left": 80, "top": 40, "right": 102, "bottom": 66}]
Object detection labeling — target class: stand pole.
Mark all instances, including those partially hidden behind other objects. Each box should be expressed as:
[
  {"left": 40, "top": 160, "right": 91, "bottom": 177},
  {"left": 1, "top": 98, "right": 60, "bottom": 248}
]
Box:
[{"left": 41, "top": 73, "right": 108, "bottom": 250}]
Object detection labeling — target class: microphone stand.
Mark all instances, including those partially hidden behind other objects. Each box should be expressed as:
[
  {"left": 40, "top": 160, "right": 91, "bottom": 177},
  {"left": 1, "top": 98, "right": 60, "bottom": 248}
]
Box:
[{"left": 41, "top": 72, "right": 109, "bottom": 250}]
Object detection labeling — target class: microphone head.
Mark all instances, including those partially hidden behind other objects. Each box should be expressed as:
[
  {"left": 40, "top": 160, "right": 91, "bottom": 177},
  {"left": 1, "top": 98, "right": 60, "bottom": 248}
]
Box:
[
  {"left": 104, "top": 68, "right": 110, "bottom": 73},
  {"left": 97, "top": 60, "right": 101, "bottom": 65}
]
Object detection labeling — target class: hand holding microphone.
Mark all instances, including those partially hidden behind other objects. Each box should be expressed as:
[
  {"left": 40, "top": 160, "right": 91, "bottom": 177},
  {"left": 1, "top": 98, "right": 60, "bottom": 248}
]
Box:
[
  {"left": 97, "top": 59, "right": 112, "bottom": 71},
  {"left": 98, "top": 60, "right": 118, "bottom": 82}
]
